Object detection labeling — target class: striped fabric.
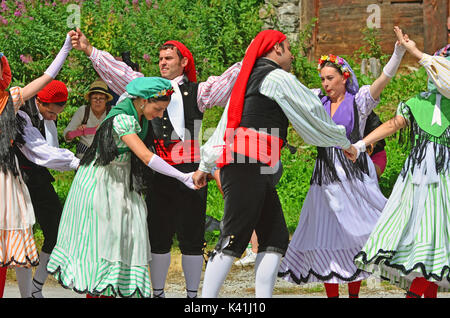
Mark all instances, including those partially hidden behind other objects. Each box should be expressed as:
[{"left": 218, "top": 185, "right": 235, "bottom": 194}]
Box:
[
  {"left": 89, "top": 47, "right": 241, "bottom": 112},
  {"left": 354, "top": 104, "right": 450, "bottom": 291},
  {"left": 420, "top": 54, "right": 450, "bottom": 99},
  {"left": 0, "top": 86, "right": 39, "bottom": 268},
  {"left": 199, "top": 68, "right": 351, "bottom": 173},
  {"left": 278, "top": 84, "right": 386, "bottom": 284},
  {"left": 354, "top": 161, "right": 450, "bottom": 289},
  {"left": 0, "top": 228, "right": 39, "bottom": 267},
  {"left": 9, "top": 86, "right": 23, "bottom": 112},
  {"left": 47, "top": 114, "right": 152, "bottom": 297},
  {"left": 279, "top": 159, "right": 386, "bottom": 284}
]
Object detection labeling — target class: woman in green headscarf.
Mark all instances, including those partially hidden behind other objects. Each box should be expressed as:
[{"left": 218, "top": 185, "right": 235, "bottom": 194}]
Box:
[
  {"left": 353, "top": 28, "right": 450, "bottom": 298},
  {"left": 47, "top": 77, "right": 197, "bottom": 298}
]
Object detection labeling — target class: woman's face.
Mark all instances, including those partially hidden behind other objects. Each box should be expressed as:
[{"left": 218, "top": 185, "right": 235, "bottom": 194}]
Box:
[
  {"left": 142, "top": 99, "right": 170, "bottom": 120},
  {"left": 320, "top": 66, "right": 347, "bottom": 100},
  {"left": 89, "top": 93, "right": 108, "bottom": 114}
]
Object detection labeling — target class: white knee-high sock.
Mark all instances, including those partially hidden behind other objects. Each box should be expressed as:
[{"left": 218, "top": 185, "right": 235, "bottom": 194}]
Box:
[
  {"left": 149, "top": 252, "right": 171, "bottom": 298},
  {"left": 254, "top": 252, "right": 282, "bottom": 298},
  {"left": 31, "top": 252, "right": 50, "bottom": 298},
  {"left": 201, "top": 252, "right": 234, "bottom": 298},
  {"left": 182, "top": 255, "right": 203, "bottom": 298},
  {"left": 15, "top": 267, "right": 32, "bottom": 298}
]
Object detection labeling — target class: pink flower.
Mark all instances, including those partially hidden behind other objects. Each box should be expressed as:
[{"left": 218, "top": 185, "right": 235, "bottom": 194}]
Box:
[
  {"left": 14, "top": 9, "right": 21, "bottom": 17},
  {"left": 143, "top": 54, "right": 150, "bottom": 62},
  {"left": 20, "top": 54, "right": 33, "bottom": 64},
  {"left": 0, "top": 0, "right": 8, "bottom": 13}
]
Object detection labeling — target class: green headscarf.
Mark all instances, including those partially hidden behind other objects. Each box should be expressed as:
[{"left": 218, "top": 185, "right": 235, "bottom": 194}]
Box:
[{"left": 103, "top": 77, "right": 173, "bottom": 152}]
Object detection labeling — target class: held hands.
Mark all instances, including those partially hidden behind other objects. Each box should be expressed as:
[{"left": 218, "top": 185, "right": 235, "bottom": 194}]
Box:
[
  {"left": 181, "top": 171, "right": 199, "bottom": 190},
  {"left": 69, "top": 28, "right": 93, "bottom": 56},
  {"left": 393, "top": 26, "right": 422, "bottom": 60},
  {"left": 192, "top": 170, "right": 208, "bottom": 189},
  {"left": 343, "top": 145, "right": 358, "bottom": 163}
]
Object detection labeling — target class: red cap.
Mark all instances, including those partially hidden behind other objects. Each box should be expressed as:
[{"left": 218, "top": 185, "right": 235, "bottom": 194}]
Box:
[
  {"left": 164, "top": 40, "right": 197, "bottom": 83},
  {"left": 37, "top": 80, "right": 68, "bottom": 103}
]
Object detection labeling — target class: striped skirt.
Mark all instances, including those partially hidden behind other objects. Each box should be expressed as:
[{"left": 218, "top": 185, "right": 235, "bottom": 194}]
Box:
[
  {"left": 354, "top": 170, "right": 450, "bottom": 291},
  {"left": 0, "top": 167, "right": 39, "bottom": 268},
  {"left": 47, "top": 159, "right": 152, "bottom": 298},
  {"left": 279, "top": 158, "right": 386, "bottom": 284}
]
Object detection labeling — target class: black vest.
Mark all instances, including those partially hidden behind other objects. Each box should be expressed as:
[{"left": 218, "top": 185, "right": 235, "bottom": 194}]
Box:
[
  {"left": 151, "top": 80, "right": 202, "bottom": 148},
  {"left": 14, "top": 97, "right": 54, "bottom": 184},
  {"left": 239, "top": 58, "right": 289, "bottom": 143}
]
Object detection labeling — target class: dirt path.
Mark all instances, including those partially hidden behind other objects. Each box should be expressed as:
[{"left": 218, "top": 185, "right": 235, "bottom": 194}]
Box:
[{"left": 4, "top": 250, "right": 449, "bottom": 298}]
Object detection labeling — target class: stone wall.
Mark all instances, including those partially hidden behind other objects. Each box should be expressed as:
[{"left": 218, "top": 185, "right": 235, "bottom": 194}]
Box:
[{"left": 260, "top": 0, "right": 301, "bottom": 44}]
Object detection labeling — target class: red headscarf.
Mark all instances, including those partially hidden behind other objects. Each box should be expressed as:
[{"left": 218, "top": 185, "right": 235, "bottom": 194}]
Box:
[
  {"left": 225, "top": 30, "right": 286, "bottom": 140},
  {"left": 0, "top": 55, "right": 12, "bottom": 91},
  {"left": 164, "top": 40, "right": 197, "bottom": 83},
  {"left": 37, "top": 80, "right": 68, "bottom": 104},
  {"left": 0, "top": 55, "right": 12, "bottom": 115}
]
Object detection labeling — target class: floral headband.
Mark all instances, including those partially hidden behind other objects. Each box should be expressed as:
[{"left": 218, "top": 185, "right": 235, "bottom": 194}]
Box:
[
  {"left": 318, "top": 54, "right": 351, "bottom": 79},
  {"left": 151, "top": 88, "right": 174, "bottom": 99}
]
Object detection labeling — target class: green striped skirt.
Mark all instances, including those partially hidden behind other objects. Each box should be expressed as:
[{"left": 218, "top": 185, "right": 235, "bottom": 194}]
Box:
[
  {"left": 354, "top": 169, "right": 450, "bottom": 291},
  {"left": 47, "top": 159, "right": 152, "bottom": 298}
]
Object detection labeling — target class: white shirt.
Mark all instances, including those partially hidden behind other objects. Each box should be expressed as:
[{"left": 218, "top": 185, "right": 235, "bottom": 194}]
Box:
[
  {"left": 199, "top": 66, "right": 351, "bottom": 173},
  {"left": 17, "top": 109, "right": 79, "bottom": 171}
]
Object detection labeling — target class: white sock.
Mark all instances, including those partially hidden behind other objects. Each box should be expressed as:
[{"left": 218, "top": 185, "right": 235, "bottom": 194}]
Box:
[
  {"left": 201, "top": 252, "right": 234, "bottom": 298},
  {"left": 254, "top": 252, "right": 282, "bottom": 298},
  {"left": 182, "top": 254, "right": 204, "bottom": 298},
  {"left": 149, "top": 252, "right": 171, "bottom": 298},
  {"left": 31, "top": 252, "right": 50, "bottom": 298},
  {"left": 15, "top": 267, "right": 32, "bottom": 298}
]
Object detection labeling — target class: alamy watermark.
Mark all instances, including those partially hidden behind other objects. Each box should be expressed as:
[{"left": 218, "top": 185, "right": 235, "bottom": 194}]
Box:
[{"left": 366, "top": 4, "right": 381, "bottom": 29}]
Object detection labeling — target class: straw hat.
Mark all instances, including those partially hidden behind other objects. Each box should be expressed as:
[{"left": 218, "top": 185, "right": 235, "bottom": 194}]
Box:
[{"left": 84, "top": 80, "right": 113, "bottom": 102}]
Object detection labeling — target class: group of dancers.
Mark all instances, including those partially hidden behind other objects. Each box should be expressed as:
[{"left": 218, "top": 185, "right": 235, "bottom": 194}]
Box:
[{"left": 0, "top": 23, "right": 448, "bottom": 299}]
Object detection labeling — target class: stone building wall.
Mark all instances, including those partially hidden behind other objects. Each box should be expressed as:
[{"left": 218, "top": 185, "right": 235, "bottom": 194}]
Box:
[{"left": 260, "top": 0, "right": 302, "bottom": 44}]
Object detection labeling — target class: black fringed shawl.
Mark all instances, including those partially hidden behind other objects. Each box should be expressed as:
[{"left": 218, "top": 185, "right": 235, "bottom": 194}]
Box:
[
  {"left": 0, "top": 95, "right": 21, "bottom": 176},
  {"left": 398, "top": 97, "right": 450, "bottom": 179},
  {"left": 310, "top": 100, "right": 370, "bottom": 186},
  {"left": 80, "top": 110, "right": 156, "bottom": 195}
]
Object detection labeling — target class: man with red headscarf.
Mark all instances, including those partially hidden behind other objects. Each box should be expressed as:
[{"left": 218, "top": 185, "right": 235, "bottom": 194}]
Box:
[
  {"left": 70, "top": 28, "right": 242, "bottom": 298},
  {"left": 195, "top": 30, "right": 357, "bottom": 298}
]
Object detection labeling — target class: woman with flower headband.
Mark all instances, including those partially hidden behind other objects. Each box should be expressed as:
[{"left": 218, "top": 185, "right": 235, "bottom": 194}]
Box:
[
  {"left": 354, "top": 29, "right": 450, "bottom": 298},
  {"left": 46, "top": 77, "right": 198, "bottom": 298},
  {"left": 278, "top": 27, "right": 406, "bottom": 298},
  {"left": 0, "top": 34, "right": 73, "bottom": 297}
]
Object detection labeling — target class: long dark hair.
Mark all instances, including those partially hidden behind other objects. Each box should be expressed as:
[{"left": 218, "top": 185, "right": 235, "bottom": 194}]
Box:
[
  {"left": 0, "top": 96, "right": 20, "bottom": 176},
  {"left": 80, "top": 94, "right": 170, "bottom": 194}
]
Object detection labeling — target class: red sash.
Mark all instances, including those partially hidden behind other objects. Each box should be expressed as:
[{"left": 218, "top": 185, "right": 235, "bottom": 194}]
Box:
[
  {"left": 217, "top": 127, "right": 283, "bottom": 168},
  {"left": 154, "top": 139, "right": 200, "bottom": 165}
]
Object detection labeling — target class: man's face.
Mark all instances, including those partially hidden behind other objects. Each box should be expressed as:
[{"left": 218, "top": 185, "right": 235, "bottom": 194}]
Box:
[
  {"left": 277, "top": 40, "right": 294, "bottom": 72},
  {"left": 159, "top": 48, "right": 188, "bottom": 80},
  {"left": 447, "top": 16, "right": 450, "bottom": 40},
  {"left": 36, "top": 98, "right": 65, "bottom": 121}
]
